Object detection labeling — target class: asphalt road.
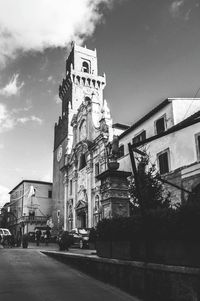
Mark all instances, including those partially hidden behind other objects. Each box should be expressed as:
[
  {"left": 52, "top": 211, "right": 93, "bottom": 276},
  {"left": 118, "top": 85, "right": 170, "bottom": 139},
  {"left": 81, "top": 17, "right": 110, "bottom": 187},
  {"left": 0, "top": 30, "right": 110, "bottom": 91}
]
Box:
[{"left": 0, "top": 248, "right": 139, "bottom": 301}]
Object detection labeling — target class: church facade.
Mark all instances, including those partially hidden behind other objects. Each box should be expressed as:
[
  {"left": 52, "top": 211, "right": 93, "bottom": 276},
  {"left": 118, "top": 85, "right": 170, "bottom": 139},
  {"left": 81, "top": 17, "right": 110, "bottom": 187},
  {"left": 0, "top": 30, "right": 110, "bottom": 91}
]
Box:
[{"left": 52, "top": 43, "right": 120, "bottom": 233}]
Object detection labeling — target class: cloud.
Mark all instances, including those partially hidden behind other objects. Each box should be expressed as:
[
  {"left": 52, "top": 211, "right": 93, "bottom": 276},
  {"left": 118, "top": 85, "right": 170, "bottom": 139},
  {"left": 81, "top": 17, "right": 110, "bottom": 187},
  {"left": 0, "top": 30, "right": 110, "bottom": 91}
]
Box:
[
  {"left": 0, "top": 0, "right": 117, "bottom": 67},
  {"left": 17, "top": 115, "right": 43, "bottom": 125},
  {"left": 169, "top": 0, "right": 199, "bottom": 20},
  {"left": 0, "top": 143, "right": 4, "bottom": 149},
  {"left": 0, "top": 73, "right": 24, "bottom": 97},
  {"left": 12, "top": 104, "right": 32, "bottom": 114},
  {"left": 169, "top": 0, "right": 185, "bottom": 18},
  {"left": 54, "top": 94, "right": 62, "bottom": 104},
  {"left": 0, "top": 103, "right": 15, "bottom": 132},
  {"left": 0, "top": 103, "right": 43, "bottom": 133},
  {"left": 0, "top": 184, "right": 10, "bottom": 207},
  {"left": 47, "top": 76, "right": 53, "bottom": 82}
]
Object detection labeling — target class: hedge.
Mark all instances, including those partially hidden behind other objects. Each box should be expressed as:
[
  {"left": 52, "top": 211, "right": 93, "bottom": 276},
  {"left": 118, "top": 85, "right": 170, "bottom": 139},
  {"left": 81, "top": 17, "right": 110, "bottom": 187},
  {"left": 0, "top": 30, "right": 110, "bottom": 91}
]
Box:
[{"left": 96, "top": 203, "right": 200, "bottom": 242}]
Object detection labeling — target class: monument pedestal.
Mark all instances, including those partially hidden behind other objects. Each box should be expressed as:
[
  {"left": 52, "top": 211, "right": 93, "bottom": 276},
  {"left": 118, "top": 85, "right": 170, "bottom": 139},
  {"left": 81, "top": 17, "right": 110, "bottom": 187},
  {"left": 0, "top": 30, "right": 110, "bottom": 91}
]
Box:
[{"left": 96, "top": 169, "right": 131, "bottom": 218}]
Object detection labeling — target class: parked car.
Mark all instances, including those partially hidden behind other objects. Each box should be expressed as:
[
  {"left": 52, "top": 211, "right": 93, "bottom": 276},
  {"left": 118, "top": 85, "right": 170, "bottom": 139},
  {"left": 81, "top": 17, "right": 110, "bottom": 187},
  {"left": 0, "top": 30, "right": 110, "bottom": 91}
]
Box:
[
  {"left": 70, "top": 228, "right": 90, "bottom": 249},
  {"left": 0, "top": 228, "right": 12, "bottom": 246},
  {"left": 0, "top": 228, "right": 11, "bottom": 240}
]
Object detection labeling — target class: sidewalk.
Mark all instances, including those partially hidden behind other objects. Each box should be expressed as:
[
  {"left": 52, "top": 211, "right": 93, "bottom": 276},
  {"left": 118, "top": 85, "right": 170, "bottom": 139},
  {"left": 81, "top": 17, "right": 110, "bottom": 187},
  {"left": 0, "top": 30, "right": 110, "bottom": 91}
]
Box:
[
  {"left": 24, "top": 242, "right": 140, "bottom": 300},
  {"left": 27, "top": 242, "right": 97, "bottom": 256}
]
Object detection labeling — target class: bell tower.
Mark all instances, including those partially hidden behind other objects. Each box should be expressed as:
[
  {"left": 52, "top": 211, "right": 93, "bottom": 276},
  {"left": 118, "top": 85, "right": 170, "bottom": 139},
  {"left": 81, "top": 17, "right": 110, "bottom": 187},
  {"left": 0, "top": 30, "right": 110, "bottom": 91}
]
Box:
[{"left": 52, "top": 42, "right": 106, "bottom": 233}]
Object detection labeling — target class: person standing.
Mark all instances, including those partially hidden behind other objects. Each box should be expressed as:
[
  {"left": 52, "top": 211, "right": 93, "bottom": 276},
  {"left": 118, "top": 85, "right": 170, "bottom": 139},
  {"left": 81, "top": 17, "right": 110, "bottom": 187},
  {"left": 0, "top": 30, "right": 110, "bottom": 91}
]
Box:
[
  {"left": 44, "top": 227, "right": 51, "bottom": 246},
  {"left": 35, "top": 229, "right": 41, "bottom": 246},
  {"left": 58, "top": 231, "right": 71, "bottom": 251}
]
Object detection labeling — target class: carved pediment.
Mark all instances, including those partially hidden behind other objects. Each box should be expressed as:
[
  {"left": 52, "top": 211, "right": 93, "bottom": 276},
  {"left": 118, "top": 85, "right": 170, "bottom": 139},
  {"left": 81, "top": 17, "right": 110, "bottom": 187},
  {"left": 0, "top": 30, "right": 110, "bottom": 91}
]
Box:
[
  {"left": 74, "top": 139, "right": 93, "bottom": 153},
  {"left": 75, "top": 199, "right": 88, "bottom": 210}
]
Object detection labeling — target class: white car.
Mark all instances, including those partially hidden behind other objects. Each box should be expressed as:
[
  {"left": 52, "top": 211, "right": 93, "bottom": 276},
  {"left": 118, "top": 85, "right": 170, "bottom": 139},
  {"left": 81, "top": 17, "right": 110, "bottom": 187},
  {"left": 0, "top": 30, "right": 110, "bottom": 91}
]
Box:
[{"left": 0, "top": 228, "right": 11, "bottom": 241}]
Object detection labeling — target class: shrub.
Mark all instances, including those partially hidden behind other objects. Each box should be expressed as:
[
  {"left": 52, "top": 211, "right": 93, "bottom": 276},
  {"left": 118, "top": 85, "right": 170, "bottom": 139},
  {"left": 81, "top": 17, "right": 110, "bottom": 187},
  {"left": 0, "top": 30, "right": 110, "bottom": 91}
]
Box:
[
  {"left": 96, "top": 204, "right": 200, "bottom": 242},
  {"left": 89, "top": 228, "right": 97, "bottom": 243}
]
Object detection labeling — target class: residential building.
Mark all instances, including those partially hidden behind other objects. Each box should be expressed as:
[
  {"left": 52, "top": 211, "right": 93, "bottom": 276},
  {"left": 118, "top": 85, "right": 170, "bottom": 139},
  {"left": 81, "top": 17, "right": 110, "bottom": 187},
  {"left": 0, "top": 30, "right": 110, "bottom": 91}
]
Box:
[
  {"left": 9, "top": 180, "right": 52, "bottom": 238},
  {"left": 118, "top": 98, "right": 200, "bottom": 205}
]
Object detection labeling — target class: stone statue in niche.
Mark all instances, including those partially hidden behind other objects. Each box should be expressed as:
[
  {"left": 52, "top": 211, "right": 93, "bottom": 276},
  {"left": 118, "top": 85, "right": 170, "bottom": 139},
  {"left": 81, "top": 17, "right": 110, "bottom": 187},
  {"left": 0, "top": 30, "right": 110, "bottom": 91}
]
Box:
[
  {"left": 78, "top": 185, "right": 88, "bottom": 204},
  {"left": 94, "top": 195, "right": 100, "bottom": 212},
  {"left": 68, "top": 202, "right": 73, "bottom": 219},
  {"left": 99, "top": 118, "right": 109, "bottom": 133},
  {"left": 106, "top": 135, "right": 120, "bottom": 170},
  {"left": 79, "top": 119, "right": 86, "bottom": 141}
]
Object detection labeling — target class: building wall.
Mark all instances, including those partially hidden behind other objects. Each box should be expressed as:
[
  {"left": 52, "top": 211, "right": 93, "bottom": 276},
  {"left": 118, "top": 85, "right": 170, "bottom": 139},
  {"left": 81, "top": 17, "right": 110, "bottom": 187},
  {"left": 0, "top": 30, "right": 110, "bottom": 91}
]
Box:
[
  {"left": 119, "top": 99, "right": 200, "bottom": 171},
  {"left": 52, "top": 137, "right": 68, "bottom": 232},
  {"left": 118, "top": 99, "right": 200, "bottom": 204},
  {"left": 22, "top": 182, "right": 52, "bottom": 216},
  {"left": 119, "top": 122, "right": 200, "bottom": 173},
  {"left": 172, "top": 98, "right": 200, "bottom": 124},
  {"left": 66, "top": 138, "right": 107, "bottom": 231},
  {"left": 73, "top": 44, "right": 98, "bottom": 75},
  {"left": 9, "top": 181, "right": 52, "bottom": 235}
]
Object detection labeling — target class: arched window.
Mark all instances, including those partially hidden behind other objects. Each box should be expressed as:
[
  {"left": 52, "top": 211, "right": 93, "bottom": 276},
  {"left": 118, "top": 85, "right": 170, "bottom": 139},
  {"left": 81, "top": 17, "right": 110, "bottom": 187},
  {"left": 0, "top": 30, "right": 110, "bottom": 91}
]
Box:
[{"left": 82, "top": 61, "right": 89, "bottom": 73}]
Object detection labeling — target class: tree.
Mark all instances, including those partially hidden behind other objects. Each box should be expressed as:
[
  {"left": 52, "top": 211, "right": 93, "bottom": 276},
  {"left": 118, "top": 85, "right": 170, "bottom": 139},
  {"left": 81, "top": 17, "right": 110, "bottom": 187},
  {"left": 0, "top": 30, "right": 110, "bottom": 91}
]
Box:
[
  {"left": 129, "top": 154, "right": 171, "bottom": 215},
  {"left": 0, "top": 203, "right": 9, "bottom": 228}
]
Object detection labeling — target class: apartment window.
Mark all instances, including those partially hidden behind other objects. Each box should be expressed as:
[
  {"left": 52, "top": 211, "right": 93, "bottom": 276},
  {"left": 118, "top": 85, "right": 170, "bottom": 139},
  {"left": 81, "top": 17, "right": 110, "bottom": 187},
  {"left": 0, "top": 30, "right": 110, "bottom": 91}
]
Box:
[
  {"left": 48, "top": 190, "right": 52, "bottom": 198},
  {"left": 118, "top": 144, "right": 125, "bottom": 158},
  {"left": 195, "top": 133, "right": 200, "bottom": 161},
  {"left": 69, "top": 179, "right": 73, "bottom": 195},
  {"left": 155, "top": 116, "right": 166, "bottom": 134},
  {"left": 95, "top": 162, "right": 100, "bottom": 176},
  {"left": 132, "top": 130, "right": 146, "bottom": 145},
  {"left": 157, "top": 150, "right": 170, "bottom": 174}
]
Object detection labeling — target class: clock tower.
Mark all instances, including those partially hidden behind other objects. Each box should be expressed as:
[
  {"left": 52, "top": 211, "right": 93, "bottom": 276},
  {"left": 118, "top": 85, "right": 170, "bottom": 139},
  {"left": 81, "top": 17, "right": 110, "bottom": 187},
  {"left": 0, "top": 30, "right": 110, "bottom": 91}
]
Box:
[{"left": 52, "top": 42, "right": 107, "bottom": 232}]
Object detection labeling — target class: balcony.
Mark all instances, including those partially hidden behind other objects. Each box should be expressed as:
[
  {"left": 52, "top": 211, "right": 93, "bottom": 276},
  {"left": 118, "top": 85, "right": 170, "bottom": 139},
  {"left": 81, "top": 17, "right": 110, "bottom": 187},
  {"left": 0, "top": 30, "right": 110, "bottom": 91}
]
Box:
[{"left": 14, "top": 215, "right": 48, "bottom": 225}]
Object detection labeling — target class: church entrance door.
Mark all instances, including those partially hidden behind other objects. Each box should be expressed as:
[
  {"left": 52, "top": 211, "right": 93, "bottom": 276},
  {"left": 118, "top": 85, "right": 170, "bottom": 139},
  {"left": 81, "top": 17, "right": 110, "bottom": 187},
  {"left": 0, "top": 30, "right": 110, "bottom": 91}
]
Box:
[{"left": 79, "top": 211, "right": 86, "bottom": 228}]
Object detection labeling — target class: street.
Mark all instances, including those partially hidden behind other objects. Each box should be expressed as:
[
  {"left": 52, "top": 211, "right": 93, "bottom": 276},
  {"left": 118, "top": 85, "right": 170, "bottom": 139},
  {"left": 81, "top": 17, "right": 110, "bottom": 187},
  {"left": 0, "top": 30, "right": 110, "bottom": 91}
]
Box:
[{"left": 0, "top": 247, "right": 139, "bottom": 301}]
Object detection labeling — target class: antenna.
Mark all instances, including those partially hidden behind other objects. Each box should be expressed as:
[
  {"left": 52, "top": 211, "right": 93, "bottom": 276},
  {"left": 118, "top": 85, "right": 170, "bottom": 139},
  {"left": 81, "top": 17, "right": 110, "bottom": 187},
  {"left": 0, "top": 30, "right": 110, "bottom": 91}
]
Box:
[{"left": 183, "top": 86, "right": 200, "bottom": 120}]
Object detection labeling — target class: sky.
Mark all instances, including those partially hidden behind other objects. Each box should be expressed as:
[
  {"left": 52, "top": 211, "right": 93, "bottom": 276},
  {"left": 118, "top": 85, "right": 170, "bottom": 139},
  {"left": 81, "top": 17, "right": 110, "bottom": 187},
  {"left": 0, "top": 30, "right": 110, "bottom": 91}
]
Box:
[{"left": 0, "top": 0, "right": 200, "bottom": 207}]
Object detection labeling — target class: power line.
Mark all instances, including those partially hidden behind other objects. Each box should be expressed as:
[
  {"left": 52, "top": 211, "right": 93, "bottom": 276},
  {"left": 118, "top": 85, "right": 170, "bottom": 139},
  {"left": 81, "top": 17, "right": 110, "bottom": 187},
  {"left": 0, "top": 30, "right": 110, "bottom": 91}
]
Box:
[{"left": 183, "top": 87, "right": 200, "bottom": 120}]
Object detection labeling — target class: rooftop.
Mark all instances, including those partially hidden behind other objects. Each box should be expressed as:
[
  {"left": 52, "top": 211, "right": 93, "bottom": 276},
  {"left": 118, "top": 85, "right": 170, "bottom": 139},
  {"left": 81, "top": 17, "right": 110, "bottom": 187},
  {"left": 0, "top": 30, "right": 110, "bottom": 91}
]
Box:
[
  {"left": 9, "top": 180, "right": 52, "bottom": 194},
  {"left": 119, "top": 98, "right": 200, "bottom": 139}
]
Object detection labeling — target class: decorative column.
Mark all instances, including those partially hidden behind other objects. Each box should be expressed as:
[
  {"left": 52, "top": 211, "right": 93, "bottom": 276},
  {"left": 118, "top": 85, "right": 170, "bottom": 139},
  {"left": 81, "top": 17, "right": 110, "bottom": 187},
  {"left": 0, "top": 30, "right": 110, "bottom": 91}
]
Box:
[
  {"left": 63, "top": 171, "right": 68, "bottom": 231},
  {"left": 73, "top": 169, "right": 78, "bottom": 229},
  {"left": 96, "top": 169, "right": 131, "bottom": 218},
  {"left": 86, "top": 155, "right": 93, "bottom": 228}
]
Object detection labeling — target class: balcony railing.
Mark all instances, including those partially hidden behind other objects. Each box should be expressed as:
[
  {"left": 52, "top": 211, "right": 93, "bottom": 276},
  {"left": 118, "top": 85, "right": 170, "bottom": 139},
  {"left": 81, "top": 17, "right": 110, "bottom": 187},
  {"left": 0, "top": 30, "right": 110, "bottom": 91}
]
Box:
[{"left": 10, "top": 215, "right": 48, "bottom": 225}]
